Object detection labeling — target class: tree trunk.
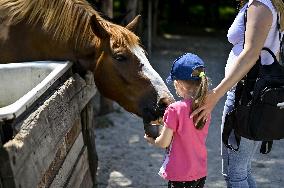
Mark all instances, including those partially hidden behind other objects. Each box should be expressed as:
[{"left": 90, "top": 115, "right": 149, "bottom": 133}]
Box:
[
  {"left": 152, "top": 0, "right": 159, "bottom": 41},
  {"left": 123, "top": 0, "right": 144, "bottom": 39},
  {"left": 123, "top": 0, "right": 138, "bottom": 24},
  {"left": 101, "top": 0, "right": 113, "bottom": 18},
  {"left": 147, "top": 0, "right": 152, "bottom": 59},
  {"left": 99, "top": 0, "right": 114, "bottom": 115}
]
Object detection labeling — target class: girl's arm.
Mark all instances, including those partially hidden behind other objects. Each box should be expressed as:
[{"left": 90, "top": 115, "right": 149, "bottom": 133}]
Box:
[
  {"left": 191, "top": 1, "right": 273, "bottom": 124},
  {"left": 144, "top": 125, "right": 173, "bottom": 148}
]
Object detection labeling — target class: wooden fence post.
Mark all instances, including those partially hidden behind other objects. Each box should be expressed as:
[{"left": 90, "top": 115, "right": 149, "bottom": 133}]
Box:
[
  {"left": 81, "top": 102, "right": 97, "bottom": 187},
  {"left": 81, "top": 72, "right": 98, "bottom": 187}
]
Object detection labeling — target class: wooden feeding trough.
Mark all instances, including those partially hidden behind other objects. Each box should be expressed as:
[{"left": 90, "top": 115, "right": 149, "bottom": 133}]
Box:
[{"left": 0, "top": 61, "right": 97, "bottom": 188}]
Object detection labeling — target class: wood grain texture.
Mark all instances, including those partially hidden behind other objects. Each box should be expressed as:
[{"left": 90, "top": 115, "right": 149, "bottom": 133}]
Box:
[
  {"left": 38, "top": 119, "right": 82, "bottom": 188},
  {"left": 49, "top": 133, "right": 85, "bottom": 188},
  {"left": 66, "top": 147, "right": 89, "bottom": 188}
]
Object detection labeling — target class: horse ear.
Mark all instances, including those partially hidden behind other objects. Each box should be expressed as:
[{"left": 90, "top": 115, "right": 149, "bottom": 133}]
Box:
[
  {"left": 90, "top": 14, "right": 109, "bottom": 39},
  {"left": 125, "top": 15, "right": 141, "bottom": 33}
]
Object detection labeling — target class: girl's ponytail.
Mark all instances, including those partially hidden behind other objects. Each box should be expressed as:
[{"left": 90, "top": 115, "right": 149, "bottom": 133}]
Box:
[{"left": 192, "top": 71, "right": 209, "bottom": 129}]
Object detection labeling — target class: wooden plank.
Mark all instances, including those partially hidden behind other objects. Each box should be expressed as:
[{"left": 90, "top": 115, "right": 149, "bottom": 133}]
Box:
[
  {"left": 66, "top": 147, "right": 89, "bottom": 188},
  {"left": 79, "top": 169, "right": 93, "bottom": 188},
  {"left": 81, "top": 101, "right": 98, "bottom": 185},
  {"left": 1, "top": 73, "right": 96, "bottom": 188},
  {"left": 38, "top": 119, "right": 82, "bottom": 188},
  {"left": 49, "top": 133, "right": 84, "bottom": 188}
]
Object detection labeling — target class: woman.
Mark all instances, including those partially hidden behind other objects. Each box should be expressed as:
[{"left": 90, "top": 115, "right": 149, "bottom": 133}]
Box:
[{"left": 191, "top": 0, "right": 284, "bottom": 187}]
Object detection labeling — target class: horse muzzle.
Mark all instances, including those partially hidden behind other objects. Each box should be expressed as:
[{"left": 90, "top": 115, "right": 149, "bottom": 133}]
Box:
[
  {"left": 141, "top": 97, "right": 173, "bottom": 122},
  {"left": 141, "top": 97, "right": 174, "bottom": 137}
]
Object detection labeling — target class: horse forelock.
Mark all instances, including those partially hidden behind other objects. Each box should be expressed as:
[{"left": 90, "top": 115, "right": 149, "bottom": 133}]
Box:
[{"left": 104, "top": 23, "right": 140, "bottom": 48}]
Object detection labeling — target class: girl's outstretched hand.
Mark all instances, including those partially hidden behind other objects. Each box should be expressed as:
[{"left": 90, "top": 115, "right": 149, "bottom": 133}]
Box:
[
  {"left": 190, "top": 90, "right": 220, "bottom": 126},
  {"left": 144, "top": 134, "right": 155, "bottom": 145}
]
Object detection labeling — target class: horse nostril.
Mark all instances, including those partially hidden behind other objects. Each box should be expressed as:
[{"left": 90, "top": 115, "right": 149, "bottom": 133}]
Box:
[
  {"left": 142, "top": 107, "right": 157, "bottom": 123},
  {"left": 141, "top": 96, "right": 174, "bottom": 123},
  {"left": 158, "top": 98, "right": 170, "bottom": 107},
  {"left": 158, "top": 97, "right": 174, "bottom": 108}
]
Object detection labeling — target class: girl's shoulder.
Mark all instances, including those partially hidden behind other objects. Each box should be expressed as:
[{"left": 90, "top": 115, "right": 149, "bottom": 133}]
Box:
[{"left": 166, "top": 99, "right": 192, "bottom": 111}]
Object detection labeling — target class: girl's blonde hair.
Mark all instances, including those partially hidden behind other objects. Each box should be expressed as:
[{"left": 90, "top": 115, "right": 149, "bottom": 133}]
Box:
[
  {"left": 181, "top": 68, "right": 209, "bottom": 130},
  {"left": 271, "top": 0, "right": 284, "bottom": 31}
]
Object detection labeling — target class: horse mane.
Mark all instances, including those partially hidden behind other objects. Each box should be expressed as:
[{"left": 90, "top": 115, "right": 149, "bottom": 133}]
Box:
[{"left": 0, "top": 0, "right": 139, "bottom": 48}]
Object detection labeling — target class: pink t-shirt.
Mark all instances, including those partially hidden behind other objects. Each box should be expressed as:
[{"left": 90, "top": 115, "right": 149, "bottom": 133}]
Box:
[{"left": 158, "top": 99, "right": 210, "bottom": 181}]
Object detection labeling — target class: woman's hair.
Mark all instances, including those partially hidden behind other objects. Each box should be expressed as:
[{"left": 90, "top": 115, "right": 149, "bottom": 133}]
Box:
[
  {"left": 271, "top": 0, "right": 284, "bottom": 31},
  {"left": 237, "top": 0, "right": 246, "bottom": 9},
  {"left": 237, "top": 0, "right": 250, "bottom": 10},
  {"left": 182, "top": 68, "right": 209, "bottom": 130}
]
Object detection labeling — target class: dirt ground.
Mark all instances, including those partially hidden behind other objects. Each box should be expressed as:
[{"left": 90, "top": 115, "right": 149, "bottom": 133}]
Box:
[{"left": 94, "top": 35, "right": 284, "bottom": 188}]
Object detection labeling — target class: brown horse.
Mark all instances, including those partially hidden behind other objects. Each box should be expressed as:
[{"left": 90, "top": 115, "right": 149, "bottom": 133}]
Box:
[{"left": 0, "top": 0, "right": 174, "bottom": 124}]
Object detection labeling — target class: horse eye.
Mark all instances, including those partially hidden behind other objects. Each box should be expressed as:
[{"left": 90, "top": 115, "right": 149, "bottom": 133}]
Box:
[{"left": 114, "top": 54, "right": 127, "bottom": 62}]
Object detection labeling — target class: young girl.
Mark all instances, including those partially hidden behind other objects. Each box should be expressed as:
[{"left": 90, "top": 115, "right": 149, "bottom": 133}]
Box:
[{"left": 144, "top": 53, "right": 210, "bottom": 188}]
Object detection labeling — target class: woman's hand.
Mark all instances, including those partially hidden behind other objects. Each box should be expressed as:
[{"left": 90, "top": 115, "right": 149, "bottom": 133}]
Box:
[{"left": 190, "top": 89, "right": 220, "bottom": 126}]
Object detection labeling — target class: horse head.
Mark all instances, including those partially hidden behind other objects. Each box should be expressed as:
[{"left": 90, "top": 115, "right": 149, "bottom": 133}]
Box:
[{"left": 87, "top": 14, "right": 174, "bottom": 124}]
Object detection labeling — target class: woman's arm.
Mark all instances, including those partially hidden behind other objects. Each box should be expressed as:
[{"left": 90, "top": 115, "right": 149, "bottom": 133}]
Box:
[
  {"left": 191, "top": 1, "right": 273, "bottom": 124},
  {"left": 144, "top": 125, "right": 173, "bottom": 148}
]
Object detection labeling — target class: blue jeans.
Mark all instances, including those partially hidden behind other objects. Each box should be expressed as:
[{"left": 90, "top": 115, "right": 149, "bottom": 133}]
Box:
[{"left": 221, "top": 89, "right": 260, "bottom": 188}]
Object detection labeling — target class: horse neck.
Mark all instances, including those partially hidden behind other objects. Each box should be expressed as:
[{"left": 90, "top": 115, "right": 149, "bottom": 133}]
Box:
[{"left": 0, "top": 20, "right": 95, "bottom": 64}]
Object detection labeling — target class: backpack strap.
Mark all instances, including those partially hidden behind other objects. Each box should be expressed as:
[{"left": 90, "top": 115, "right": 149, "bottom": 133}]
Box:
[
  {"left": 262, "top": 47, "right": 278, "bottom": 63},
  {"left": 260, "top": 141, "right": 273, "bottom": 154},
  {"left": 277, "top": 13, "right": 282, "bottom": 42},
  {"left": 222, "top": 110, "right": 240, "bottom": 152}
]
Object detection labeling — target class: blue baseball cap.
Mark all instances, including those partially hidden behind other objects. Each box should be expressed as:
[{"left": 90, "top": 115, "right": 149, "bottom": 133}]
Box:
[{"left": 166, "top": 53, "right": 205, "bottom": 84}]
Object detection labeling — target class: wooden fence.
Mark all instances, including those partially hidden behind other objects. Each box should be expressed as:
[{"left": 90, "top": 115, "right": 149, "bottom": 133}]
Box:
[{"left": 0, "top": 71, "right": 97, "bottom": 188}]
